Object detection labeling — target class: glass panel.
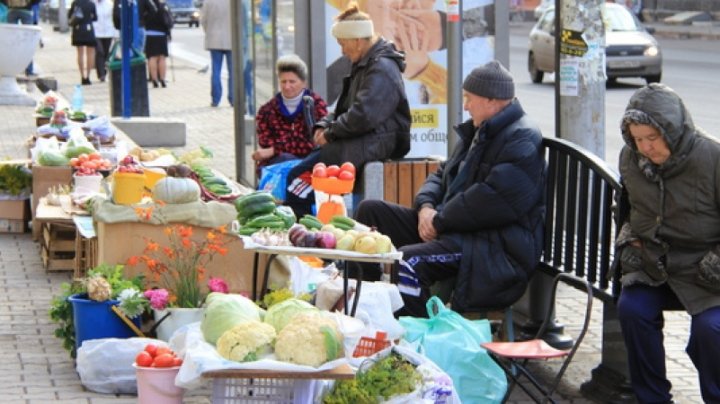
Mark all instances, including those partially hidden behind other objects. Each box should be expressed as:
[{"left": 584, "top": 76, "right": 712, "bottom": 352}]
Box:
[
  {"left": 276, "top": 0, "right": 295, "bottom": 57},
  {"left": 253, "top": 0, "right": 274, "bottom": 107}
]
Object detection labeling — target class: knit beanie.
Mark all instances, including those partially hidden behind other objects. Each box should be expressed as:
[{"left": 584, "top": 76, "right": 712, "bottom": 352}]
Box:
[{"left": 462, "top": 60, "right": 515, "bottom": 99}]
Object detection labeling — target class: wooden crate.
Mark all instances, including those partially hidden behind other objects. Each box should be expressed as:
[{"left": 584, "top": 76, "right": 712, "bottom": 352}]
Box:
[
  {"left": 40, "top": 222, "right": 76, "bottom": 272},
  {"left": 74, "top": 234, "right": 98, "bottom": 279},
  {"left": 382, "top": 159, "right": 441, "bottom": 208}
]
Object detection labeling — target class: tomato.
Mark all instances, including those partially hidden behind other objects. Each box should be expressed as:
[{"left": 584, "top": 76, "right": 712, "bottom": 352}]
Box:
[
  {"left": 83, "top": 161, "right": 98, "bottom": 171},
  {"left": 312, "top": 166, "right": 327, "bottom": 178},
  {"left": 172, "top": 357, "right": 183, "bottom": 367},
  {"left": 153, "top": 353, "right": 176, "bottom": 368},
  {"left": 340, "top": 162, "right": 356, "bottom": 175},
  {"left": 69, "top": 158, "right": 80, "bottom": 167},
  {"left": 78, "top": 153, "right": 89, "bottom": 163},
  {"left": 326, "top": 165, "right": 340, "bottom": 177},
  {"left": 313, "top": 162, "right": 326, "bottom": 171},
  {"left": 88, "top": 153, "right": 102, "bottom": 161},
  {"left": 144, "top": 344, "right": 158, "bottom": 357},
  {"left": 135, "top": 351, "right": 153, "bottom": 367},
  {"left": 155, "top": 346, "right": 173, "bottom": 357},
  {"left": 338, "top": 170, "right": 355, "bottom": 181}
]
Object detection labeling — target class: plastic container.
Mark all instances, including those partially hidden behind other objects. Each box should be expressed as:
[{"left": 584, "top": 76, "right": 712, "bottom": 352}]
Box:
[
  {"left": 143, "top": 167, "right": 167, "bottom": 193},
  {"left": 134, "top": 365, "right": 184, "bottom": 404},
  {"left": 352, "top": 331, "right": 391, "bottom": 357},
  {"left": 112, "top": 171, "right": 146, "bottom": 205},
  {"left": 73, "top": 173, "right": 103, "bottom": 194},
  {"left": 312, "top": 177, "right": 354, "bottom": 224},
  {"left": 211, "top": 377, "right": 295, "bottom": 403},
  {"left": 68, "top": 294, "right": 141, "bottom": 350}
]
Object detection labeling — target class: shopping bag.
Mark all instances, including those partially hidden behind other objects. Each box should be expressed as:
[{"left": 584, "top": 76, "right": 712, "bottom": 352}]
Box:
[
  {"left": 258, "top": 159, "right": 301, "bottom": 201},
  {"left": 399, "top": 296, "right": 507, "bottom": 403}
]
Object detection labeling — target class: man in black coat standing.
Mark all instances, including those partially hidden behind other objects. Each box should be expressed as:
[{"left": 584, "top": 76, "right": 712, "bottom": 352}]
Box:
[{"left": 352, "top": 61, "right": 546, "bottom": 317}]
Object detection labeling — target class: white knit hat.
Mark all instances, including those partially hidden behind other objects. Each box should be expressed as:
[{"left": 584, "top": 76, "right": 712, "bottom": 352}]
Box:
[{"left": 331, "top": 19, "right": 374, "bottom": 39}]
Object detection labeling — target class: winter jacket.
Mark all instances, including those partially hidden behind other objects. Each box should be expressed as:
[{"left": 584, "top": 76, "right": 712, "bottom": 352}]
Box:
[
  {"left": 618, "top": 83, "right": 720, "bottom": 315},
  {"left": 112, "top": 0, "right": 152, "bottom": 29},
  {"left": 414, "top": 99, "right": 546, "bottom": 311},
  {"left": 144, "top": 0, "right": 171, "bottom": 35},
  {"left": 200, "top": 0, "right": 231, "bottom": 51},
  {"left": 316, "top": 37, "right": 411, "bottom": 170},
  {"left": 255, "top": 90, "right": 328, "bottom": 168}
]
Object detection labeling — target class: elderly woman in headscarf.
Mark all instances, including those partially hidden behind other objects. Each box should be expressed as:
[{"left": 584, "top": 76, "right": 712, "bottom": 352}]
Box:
[
  {"left": 615, "top": 83, "right": 720, "bottom": 403},
  {"left": 284, "top": 1, "right": 411, "bottom": 218}
]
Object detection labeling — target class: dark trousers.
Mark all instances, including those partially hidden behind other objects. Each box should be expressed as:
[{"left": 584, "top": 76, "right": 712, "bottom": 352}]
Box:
[
  {"left": 350, "top": 200, "right": 461, "bottom": 317},
  {"left": 284, "top": 149, "right": 321, "bottom": 218},
  {"left": 95, "top": 37, "right": 113, "bottom": 80},
  {"left": 618, "top": 283, "right": 720, "bottom": 403}
]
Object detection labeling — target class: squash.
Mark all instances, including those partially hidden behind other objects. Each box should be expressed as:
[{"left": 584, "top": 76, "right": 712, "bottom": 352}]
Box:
[{"left": 153, "top": 177, "right": 201, "bottom": 203}]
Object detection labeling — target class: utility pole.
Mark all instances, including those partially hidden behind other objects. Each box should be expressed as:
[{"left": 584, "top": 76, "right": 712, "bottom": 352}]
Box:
[{"left": 556, "top": 0, "right": 606, "bottom": 157}]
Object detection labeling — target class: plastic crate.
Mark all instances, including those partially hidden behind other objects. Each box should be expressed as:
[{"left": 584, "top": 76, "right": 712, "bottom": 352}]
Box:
[
  {"left": 352, "top": 331, "right": 391, "bottom": 357},
  {"left": 211, "top": 377, "right": 296, "bottom": 404}
]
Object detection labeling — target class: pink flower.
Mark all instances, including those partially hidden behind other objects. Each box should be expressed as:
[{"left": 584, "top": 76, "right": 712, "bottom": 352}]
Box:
[
  {"left": 144, "top": 289, "right": 170, "bottom": 310},
  {"left": 207, "top": 277, "right": 229, "bottom": 294}
]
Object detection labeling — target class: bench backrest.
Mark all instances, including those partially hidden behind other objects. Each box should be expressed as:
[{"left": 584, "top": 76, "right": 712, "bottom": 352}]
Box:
[{"left": 541, "top": 137, "right": 622, "bottom": 303}]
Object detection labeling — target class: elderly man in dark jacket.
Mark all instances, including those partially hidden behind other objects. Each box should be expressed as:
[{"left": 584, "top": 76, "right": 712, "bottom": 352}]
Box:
[
  {"left": 353, "top": 60, "right": 546, "bottom": 317},
  {"left": 615, "top": 83, "right": 720, "bottom": 403}
]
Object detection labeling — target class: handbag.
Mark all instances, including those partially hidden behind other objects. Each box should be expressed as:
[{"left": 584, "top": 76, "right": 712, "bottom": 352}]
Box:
[
  {"left": 69, "top": 5, "right": 84, "bottom": 27},
  {"left": 399, "top": 296, "right": 507, "bottom": 403},
  {"left": 258, "top": 159, "right": 301, "bottom": 202}
]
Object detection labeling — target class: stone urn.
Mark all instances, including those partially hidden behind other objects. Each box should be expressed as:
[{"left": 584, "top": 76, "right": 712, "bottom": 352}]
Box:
[{"left": 0, "top": 24, "right": 42, "bottom": 106}]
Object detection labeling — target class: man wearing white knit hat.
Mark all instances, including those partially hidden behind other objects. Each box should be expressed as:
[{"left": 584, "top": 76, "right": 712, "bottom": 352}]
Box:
[{"left": 284, "top": 2, "right": 411, "bottom": 219}]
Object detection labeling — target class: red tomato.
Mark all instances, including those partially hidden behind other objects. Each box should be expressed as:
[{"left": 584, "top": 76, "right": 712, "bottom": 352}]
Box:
[
  {"left": 340, "top": 162, "right": 356, "bottom": 175},
  {"left": 172, "top": 357, "right": 183, "bottom": 367},
  {"left": 78, "top": 153, "right": 89, "bottom": 163},
  {"left": 88, "top": 153, "right": 102, "bottom": 161},
  {"left": 83, "top": 161, "right": 98, "bottom": 171},
  {"left": 313, "top": 162, "right": 326, "bottom": 171},
  {"left": 135, "top": 351, "right": 153, "bottom": 367},
  {"left": 153, "top": 353, "right": 176, "bottom": 368},
  {"left": 69, "top": 158, "right": 80, "bottom": 167},
  {"left": 338, "top": 170, "right": 355, "bottom": 181},
  {"left": 326, "top": 165, "right": 341, "bottom": 177},
  {"left": 144, "top": 344, "right": 158, "bottom": 357},
  {"left": 155, "top": 346, "right": 173, "bottom": 357},
  {"left": 312, "top": 166, "right": 328, "bottom": 178}
]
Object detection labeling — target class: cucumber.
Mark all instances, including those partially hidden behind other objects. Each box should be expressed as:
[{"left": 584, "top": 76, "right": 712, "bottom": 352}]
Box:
[
  {"left": 235, "top": 192, "right": 275, "bottom": 211},
  {"left": 237, "top": 200, "right": 276, "bottom": 220}
]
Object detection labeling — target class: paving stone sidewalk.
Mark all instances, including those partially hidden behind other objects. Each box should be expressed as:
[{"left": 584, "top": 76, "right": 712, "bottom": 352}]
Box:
[{"left": 0, "top": 20, "right": 706, "bottom": 403}]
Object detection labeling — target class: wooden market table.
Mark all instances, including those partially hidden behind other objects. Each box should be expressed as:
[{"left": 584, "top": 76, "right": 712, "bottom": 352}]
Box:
[{"left": 241, "top": 237, "right": 402, "bottom": 316}]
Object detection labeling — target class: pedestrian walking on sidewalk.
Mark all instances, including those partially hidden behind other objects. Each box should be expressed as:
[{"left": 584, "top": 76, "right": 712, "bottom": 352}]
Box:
[
  {"left": 200, "top": 0, "right": 232, "bottom": 107},
  {"left": 2, "top": 0, "right": 41, "bottom": 75},
  {"left": 144, "top": 0, "right": 172, "bottom": 88},
  {"left": 69, "top": 0, "right": 98, "bottom": 85},
  {"left": 92, "top": 0, "right": 117, "bottom": 83},
  {"left": 615, "top": 83, "right": 720, "bottom": 403}
]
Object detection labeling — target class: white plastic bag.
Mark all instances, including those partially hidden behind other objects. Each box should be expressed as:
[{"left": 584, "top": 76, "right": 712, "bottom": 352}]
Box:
[
  {"left": 289, "top": 256, "right": 335, "bottom": 295},
  {"left": 75, "top": 337, "right": 169, "bottom": 394}
]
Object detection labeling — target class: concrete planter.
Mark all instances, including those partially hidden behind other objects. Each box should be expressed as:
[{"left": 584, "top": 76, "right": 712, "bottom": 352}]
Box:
[{"left": 0, "top": 24, "right": 42, "bottom": 106}]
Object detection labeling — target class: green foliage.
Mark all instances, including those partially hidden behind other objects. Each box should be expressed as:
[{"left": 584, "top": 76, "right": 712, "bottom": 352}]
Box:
[
  {"left": 0, "top": 163, "right": 32, "bottom": 195},
  {"left": 323, "top": 352, "right": 422, "bottom": 403},
  {"left": 258, "top": 286, "right": 312, "bottom": 309},
  {"left": 48, "top": 264, "right": 146, "bottom": 359}
]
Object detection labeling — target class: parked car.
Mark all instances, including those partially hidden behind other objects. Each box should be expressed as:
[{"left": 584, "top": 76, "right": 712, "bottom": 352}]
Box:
[
  {"left": 166, "top": 0, "right": 200, "bottom": 28},
  {"left": 528, "top": 3, "right": 662, "bottom": 84}
]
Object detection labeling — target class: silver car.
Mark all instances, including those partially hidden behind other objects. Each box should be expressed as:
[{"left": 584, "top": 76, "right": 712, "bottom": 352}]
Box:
[{"left": 528, "top": 3, "right": 662, "bottom": 84}]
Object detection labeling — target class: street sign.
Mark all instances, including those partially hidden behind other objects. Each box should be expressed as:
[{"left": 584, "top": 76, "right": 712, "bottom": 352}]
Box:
[{"left": 560, "top": 29, "right": 588, "bottom": 57}]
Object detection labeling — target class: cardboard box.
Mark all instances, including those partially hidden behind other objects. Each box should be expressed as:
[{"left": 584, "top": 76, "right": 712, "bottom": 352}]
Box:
[
  {"left": 0, "top": 199, "right": 30, "bottom": 233},
  {"left": 96, "top": 221, "right": 265, "bottom": 296},
  {"left": 31, "top": 165, "right": 73, "bottom": 240}
]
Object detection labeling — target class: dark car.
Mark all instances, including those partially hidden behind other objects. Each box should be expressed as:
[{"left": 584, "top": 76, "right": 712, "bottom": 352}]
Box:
[
  {"left": 166, "top": 0, "right": 200, "bottom": 28},
  {"left": 528, "top": 3, "right": 662, "bottom": 84}
]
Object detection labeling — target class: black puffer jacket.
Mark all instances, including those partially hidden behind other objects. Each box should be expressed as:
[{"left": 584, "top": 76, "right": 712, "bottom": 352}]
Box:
[
  {"left": 414, "top": 100, "right": 546, "bottom": 311},
  {"left": 316, "top": 38, "right": 411, "bottom": 169}
]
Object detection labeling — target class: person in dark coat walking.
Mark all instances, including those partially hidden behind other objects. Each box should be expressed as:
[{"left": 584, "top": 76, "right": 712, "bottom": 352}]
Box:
[
  {"left": 615, "top": 83, "right": 720, "bottom": 403},
  {"left": 69, "top": 0, "right": 97, "bottom": 85},
  {"left": 351, "top": 60, "right": 546, "bottom": 317},
  {"left": 283, "top": 2, "right": 411, "bottom": 218}
]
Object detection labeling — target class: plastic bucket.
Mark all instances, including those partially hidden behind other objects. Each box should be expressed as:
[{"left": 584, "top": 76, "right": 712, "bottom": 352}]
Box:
[
  {"left": 134, "top": 365, "right": 184, "bottom": 404},
  {"left": 68, "top": 294, "right": 141, "bottom": 350},
  {"left": 153, "top": 308, "right": 204, "bottom": 341},
  {"left": 112, "top": 172, "right": 146, "bottom": 205},
  {"left": 144, "top": 168, "right": 167, "bottom": 193}
]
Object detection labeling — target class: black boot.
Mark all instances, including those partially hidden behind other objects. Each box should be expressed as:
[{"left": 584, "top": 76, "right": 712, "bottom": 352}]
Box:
[
  {"left": 152, "top": 80, "right": 158, "bottom": 88},
  {"left": 159, "top": 79, "right": 166, "bottom": 88}
]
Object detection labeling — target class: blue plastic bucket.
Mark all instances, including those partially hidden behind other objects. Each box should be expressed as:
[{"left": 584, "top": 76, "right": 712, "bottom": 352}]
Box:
[{"left": 68, "top": 294, "right": 141, "bottom": 350}]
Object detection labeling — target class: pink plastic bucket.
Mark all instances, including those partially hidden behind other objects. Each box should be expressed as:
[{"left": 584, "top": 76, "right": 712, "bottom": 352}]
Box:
[{"left": 134, "top": 365, "right": 184, "bottom": 404}]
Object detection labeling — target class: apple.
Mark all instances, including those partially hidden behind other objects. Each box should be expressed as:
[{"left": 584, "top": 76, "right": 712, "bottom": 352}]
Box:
[
  {"left": 354, "top": 235, "right": 377, "bottom": 254},
  {"left": 336, "top": 234, "right": 356, "bottom": 251}
]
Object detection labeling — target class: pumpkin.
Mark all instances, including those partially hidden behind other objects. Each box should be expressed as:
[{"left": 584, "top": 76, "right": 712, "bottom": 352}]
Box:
[{"left": 153, "top": 177, "right": 201, "bottom": 203}]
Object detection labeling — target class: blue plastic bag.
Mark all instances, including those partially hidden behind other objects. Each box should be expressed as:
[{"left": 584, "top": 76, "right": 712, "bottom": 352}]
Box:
[
  {"left": 399, "top": 296, "right": 508, "bottom": 403},
  {"left": 258, "top": 159, "right": 301, "bottom": 201}
]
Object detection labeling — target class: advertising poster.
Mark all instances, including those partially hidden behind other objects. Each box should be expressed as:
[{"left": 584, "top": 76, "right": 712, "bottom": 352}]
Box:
[{"left": 324, "top": 0, "right": 495, "bottom": 158}]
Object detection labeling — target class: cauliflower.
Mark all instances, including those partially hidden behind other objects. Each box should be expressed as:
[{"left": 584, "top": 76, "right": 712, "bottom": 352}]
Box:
[
  {"left": 274, "top": 314, "right": 344, "bottom": 367},
  {"left": 216, "top": 321, "right": 276, "bottom": 362}
]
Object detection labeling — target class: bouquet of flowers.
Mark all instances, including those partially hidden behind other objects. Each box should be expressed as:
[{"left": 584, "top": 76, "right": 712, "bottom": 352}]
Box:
[{"left": 128, "top": 224, "right": 232, "bottom": 309}]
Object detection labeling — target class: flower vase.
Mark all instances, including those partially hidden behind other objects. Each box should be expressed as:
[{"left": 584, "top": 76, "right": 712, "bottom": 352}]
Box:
[{"left": 153, "top": 307, "right": 204, "bottom": 341}]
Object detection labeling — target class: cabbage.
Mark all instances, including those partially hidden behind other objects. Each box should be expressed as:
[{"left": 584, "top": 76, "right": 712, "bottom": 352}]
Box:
[
  {"left": 201, "top": 293, "right": 262, "bottom": 345},
  {"left": 263, "top": 298, "right": 318, "bottom": 333}
]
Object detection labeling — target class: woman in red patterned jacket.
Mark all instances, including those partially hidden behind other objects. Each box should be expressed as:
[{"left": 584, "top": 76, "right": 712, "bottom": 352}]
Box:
[{"left": 252, "top": 55, "right": 328, "bottom": 175}]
